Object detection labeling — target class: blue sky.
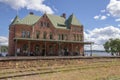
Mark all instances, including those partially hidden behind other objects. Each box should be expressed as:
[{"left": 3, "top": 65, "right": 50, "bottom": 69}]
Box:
[{"left": 0, "top": 0, "right": 120, "bottom": 50}]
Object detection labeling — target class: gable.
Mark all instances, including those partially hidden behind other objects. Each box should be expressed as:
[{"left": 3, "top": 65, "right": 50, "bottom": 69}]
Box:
[{"left": 46, "top": 14, "right": 67, "bottom": 29}]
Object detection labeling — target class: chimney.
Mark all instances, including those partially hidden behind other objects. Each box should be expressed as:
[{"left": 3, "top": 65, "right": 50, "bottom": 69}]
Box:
[
  {"left": 29, "top": 12, "right": 34, "bottom": 15},
  {"left": 61, "top": 13, "right": 66, "bottom": 19}
]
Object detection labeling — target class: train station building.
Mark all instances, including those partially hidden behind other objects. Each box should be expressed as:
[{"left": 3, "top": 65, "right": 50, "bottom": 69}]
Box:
[{"left": 9, "top": 12, "right": 92, "bottom": 56}]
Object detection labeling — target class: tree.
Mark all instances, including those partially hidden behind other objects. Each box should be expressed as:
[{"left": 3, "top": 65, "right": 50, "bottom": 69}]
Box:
[{"left": 103, "top": 38, "right": 120, "bottom": 56}]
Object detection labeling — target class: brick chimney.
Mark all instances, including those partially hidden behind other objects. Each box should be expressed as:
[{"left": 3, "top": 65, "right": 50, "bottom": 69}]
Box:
[
  {"left": 29, "top": 12, "right": 34, "bottom": 15},
  {"left": 61, "top": 13, "right": 66, "bottom": 19}
]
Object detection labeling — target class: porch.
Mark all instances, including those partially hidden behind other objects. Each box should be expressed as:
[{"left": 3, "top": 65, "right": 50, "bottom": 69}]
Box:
[{"left": 14, "top": 38, "right": 93, "bottom": 56}]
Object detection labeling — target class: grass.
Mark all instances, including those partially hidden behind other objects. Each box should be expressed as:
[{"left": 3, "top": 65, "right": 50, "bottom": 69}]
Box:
[{"left": 0, "top": 58, "right": 120, "bottom": 80}]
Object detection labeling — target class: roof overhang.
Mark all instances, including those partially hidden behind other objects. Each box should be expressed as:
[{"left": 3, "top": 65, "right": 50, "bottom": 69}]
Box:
[{"left": 14, "top": 38, "right": 94, "bottom": 44}]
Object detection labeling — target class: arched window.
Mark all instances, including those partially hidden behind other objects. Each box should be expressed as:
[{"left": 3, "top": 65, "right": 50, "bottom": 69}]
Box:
[
  {"left": 50, "top": 32, "right": 53, "bottom": 39},
  {"left": 43, "top": 32, "right": 47, "bottom": 39}
]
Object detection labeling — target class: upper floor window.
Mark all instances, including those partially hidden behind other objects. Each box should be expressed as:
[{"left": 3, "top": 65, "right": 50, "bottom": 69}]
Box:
[
  {"left": 58, "top": 34, "right": 61, "bottom": 40},
  {"left": 22, "top": 31, "right": 26, "bottom": 38},
  {"left": 43, "top": 32, "right": 47, "bottom": 39},
  {"left": 80, "top": 35, "right": 83, "bottom": 41},
  {"left": 77, "top": 34, "right": 79, "bottom": 41},
  {"left": 41, "top": 22, "right": 43, "bottom": 27},
  {"left": 65, "top": 34, "right": 68, "bottom": 40},
  {"left": 36, "top": 31, "right": 40, "bottom": 39},
  {"left": 27, "top": 31, "right": 30, "bottom": 38},
  {"left": 50, "top": 32, "right": 53, "bottom": 39},
  {"left": 73, "top": 34, "right": 76, "bottom": 41},
  {"left": 44, "top": 22, "right": 47, "bottom": 26},
  {"left": 47, "top": 23, "right": 49, "bottom": 27},
  {"left": 21, "top": 31, "right": 30, "bottom": 38},
  {"left": 62, "top": 34, "right": 64, "bottom": 40}
]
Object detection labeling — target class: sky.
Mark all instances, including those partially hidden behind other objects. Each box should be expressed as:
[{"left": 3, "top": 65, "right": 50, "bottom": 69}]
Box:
[{"left": 0, "top": 0, "right": 120, "bottom": 50}]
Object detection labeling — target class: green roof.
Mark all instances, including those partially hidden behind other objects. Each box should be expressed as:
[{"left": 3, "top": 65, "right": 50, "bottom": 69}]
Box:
[
  {"left": 11, "top": 14, "right": 40, "bottom": 26},
  {"left": 10, "top": 15, "right": 20, "bottom": 25},
  {"left": 11, "top": 13, "right": 82, "bottom": 28},
  {"left": 67, "top": 14, "right": 82, "bottom": 26},
  {"left": 46, "top": 14, "right": 67, "bottom": 29},
  {"left": 19, "top": 14, "right": 40, "bottom": 25}
]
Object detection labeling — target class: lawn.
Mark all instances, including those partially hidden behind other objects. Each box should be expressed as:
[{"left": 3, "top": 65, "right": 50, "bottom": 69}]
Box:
[{"left": 2, "top": 58, "right": 120, "bottom": 80}]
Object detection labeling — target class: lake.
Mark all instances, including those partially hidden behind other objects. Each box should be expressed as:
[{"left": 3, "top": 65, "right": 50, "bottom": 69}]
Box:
[{"left": 84, "top": 51, "right": 111, "bottom": 56}]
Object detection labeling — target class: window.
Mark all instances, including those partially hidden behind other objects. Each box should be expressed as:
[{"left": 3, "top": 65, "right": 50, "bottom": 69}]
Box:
[
  {"left": 41, "top": 22, "right": 43, "bottom": 27},
  {"left": 58, "top": 34, "right": 61, "bottom": 40},
  {"left": 44, "top": 22, "right": 46, "bottom": 26},
  {"left": 65, "top": 34, "right": 68, "bottom": 40},
  {"left": 80, "top": 35, "right": 83, "bottom": 41},
  {"left": 77, "top": 34, "right": 79, "bottom": 41},
  {"left": 27, "top": 31, "right": 30, "bottom": 38},
  {"left": 47, "top": 23, "right": 49, "bottom": 27},
  {"left": 22, "top": 31, "right": 26, "bottom": 38},
  {"left": 36, "top": 31, "right": 40, "bottom": 39},
  {"left": 74, "top": 34, "right": 76, "bottom": 41},
  {"left": 43, "top": 32, "right": 47, "bottom": 39},
  {"left": 50, "top": 32, "right": 53, "bottom": 39},
  {"left": 62, "top": 34, "right": 64, "bottom": 40}
]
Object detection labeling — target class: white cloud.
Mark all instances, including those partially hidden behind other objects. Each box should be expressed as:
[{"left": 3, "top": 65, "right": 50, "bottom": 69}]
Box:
[
  {"left": 101, "top": 16, "right": 107, "bottom": 20},
  {"left": 107, "top": 0, "right": 120, "bottom": 17},
  {"left": 84, "top": 26, "right": 120, "bottom": 50},
  {"left": 107, "top": 13, "right": 110, "bottom": 16},
  {"left": 115, "top": 18, "right": 120, "bottom": 22},
  {"left": 94, "top": 15, "right": 100, "bottom": 20},
  {"left": 93, "top": 15, "right": 107, "bottom": 20},
  {"left": 0, "top": 0, "right": 54, "bottom": 14},
  {"left": 118, "top": 24, "right": 120, "bottom": 27},
  {"left": 0, "top": 36, "right": 8, "bottom": 46},
  {"left": 101, "top": 9, "right": 106, "bottom": 13}
]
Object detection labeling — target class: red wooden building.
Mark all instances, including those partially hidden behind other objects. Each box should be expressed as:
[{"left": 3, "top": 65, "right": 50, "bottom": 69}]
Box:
[{"left": 9, "top": 12, "right": 92, "bottom": 56}]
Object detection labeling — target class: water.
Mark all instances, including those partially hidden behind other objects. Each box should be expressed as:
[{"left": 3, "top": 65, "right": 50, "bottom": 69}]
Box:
[{"left": 84, "top": 51, "right": 111, "bottom": 56}]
